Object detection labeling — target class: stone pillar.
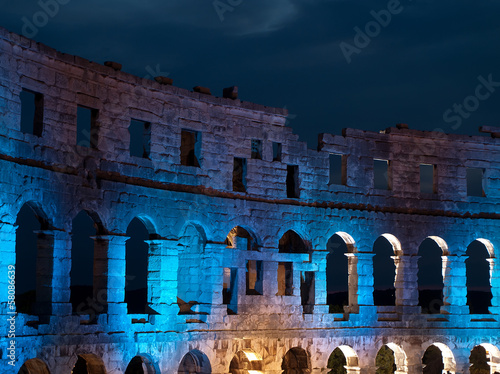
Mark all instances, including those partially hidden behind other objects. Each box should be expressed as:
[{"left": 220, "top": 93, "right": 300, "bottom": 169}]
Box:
[
  {"left": 0, "top": 221, "right": 16, "bottom": 315},
  {"left": 312, "top": 250, "right": 329, "bottom": 314},
  {"left": 49, "top": 230, "right": 72, "bottom": 317},
  {"left": 441, "top": 254, "right": 468, "bottom": 315},
  {"left": 151, "top": 238, "right": 179, "bottom": 315},
  {"left": 93, "top": 235, "right": 128, "bottom": 316},
  {"left": 346, "top": 253, "right": 359, "bottom": 313},
  {"left": 354, "top": 252, "right": 377, "bottom": 319},
  {"left": 487, "top": 258, "right": 500, "bottom": 314},
  {"left": 204, "top": 243, "right": 226, "bottom": 316},
  {"left": 394, "top": 255, "right": 419, "bottom": 312}
]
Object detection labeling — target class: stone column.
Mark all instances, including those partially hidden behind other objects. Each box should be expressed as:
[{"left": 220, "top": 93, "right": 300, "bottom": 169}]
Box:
[
  {"left": 441, "top": 254, "right": 468, "bottom": 315},
  {"left": 346, "top": 253, "right": 359, "bottom": 313},
  {"left": 354, "top": 252, "right": 377, "bottom": 319},
  {"left": 204, "top": 243, "right": 227, "bottom": 317},
  {"left": 312, "top": 250, "right": 329, "bottom": 314},
  {"left": 93, "top": 235, "right": 128, "bottom": 317},
  {"left": 487, "top": 257, "right": 500, "bottom": 314},
  {"left": 394, "top": 255, "right": 419, "bottom": 313},
  {"left": 0, "top": 221, "right": 16, "bottom": 315},
  {"left": 150, "top": 238, "right": 179, "bottom": 316},
  {"left": 49, "top": 230, "right": 72, "bottom": 317}
]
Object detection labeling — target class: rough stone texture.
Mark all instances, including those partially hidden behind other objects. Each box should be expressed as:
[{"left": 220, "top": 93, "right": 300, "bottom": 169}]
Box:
[{"left": 0, "top": 26, "right": 499, "bottom": 374}]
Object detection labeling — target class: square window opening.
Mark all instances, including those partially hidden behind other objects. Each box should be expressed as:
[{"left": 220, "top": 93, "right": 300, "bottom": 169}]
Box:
[
  {"left": 20, "top": 89, "right": 44, "bottom": 136},
  {"left": 286, "top": 165, "right": 300, "bottom": 198},
  {"left": 180, "top": 129, "right": 201, "bottom": 167},
  {"left": 329, "top": 154, "right": 347, "bottom": 185},
  {"left": 246, "top": 260, "right": 263, "bottom": 295},
  {"left": 373, "top": 159, "right": 391, "bottom": 190},
  {"left": 251, "top": 139, "right": 262, "bottom": 160},
  {"left": 467, "top": 167, "right": 485, "bottom": 197},
  {"left": 129, "top": 119, "right": 151, "bottom": 159},
  {"left": 223, "top": 267, "right": 238, "bottom": 314},
  {"left": 273, "top": 142, "right": 282, "bottom": 162},
  {"left": 233, "top": 157, "right": 247, "bottom": 192},
  {"left": 278, "top": 262, "right": 293, "bottom": 296},
  {"left": 77, "top": 105, "right": 99, "bottom": 148},
  {"left": 420, "top": 164, "right": 436, "bottom": 194}
]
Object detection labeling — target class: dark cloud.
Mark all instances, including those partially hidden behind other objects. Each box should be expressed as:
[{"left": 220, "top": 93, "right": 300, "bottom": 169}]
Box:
[{"left": 1, "top": 0, "right": 499, "bottom": 147}]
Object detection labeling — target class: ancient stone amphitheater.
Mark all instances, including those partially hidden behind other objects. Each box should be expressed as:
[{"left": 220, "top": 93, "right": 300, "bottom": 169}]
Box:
[{"left": 0, "top": 27, "right": 499, "bottom": 374}]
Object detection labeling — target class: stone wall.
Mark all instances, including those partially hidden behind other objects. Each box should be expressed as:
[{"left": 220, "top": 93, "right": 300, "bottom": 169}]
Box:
[{"left": 0, "top": 26, "right": 499, "bottom": 374}]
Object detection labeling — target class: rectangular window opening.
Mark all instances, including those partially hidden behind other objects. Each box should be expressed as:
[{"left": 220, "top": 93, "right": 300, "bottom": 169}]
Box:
[
  {"left": 180, "top": 129, "right": 201, "bottom": 167},
  {"left": 20, "top": 89, "right": 44, "bottom": 136},
  {"left": 129, "top": 119, "right": 151, "bottom": 159},
  {"left": 77, "top": 105, "right": 99, "bottom": 148},
  {"left": 223, "top": 267, "right": 238, "bottom": 314},
  {"left": 246, "top": 260, "right": 263, "bottom": 295},
  {"left": 286, "top": 165, "right": 300, "bottom": 198},
  {"left": 277, "top": 262, "right": 293, "bottom": 296},
  {"left": 233, "top": 157, "right": 247, "bottom": 192},
  {"left": 251, "top": 139, "right": 262, "bottom": 160},
  {"left": 329, "top": 154, "right": 347, "bottom": 185},
  {"left": 301, "top": 271, "right": 315, "bottom": 314},
  {"left": 467, "top": 167, "right": 485, "bottom": 197},
  {"left": 273, "top": 142, "right": 282, "bottom": 162},
  {"left": 420, "top": 164, "right": 436, "bottom": 194},
  {"left": 373, "top": 159, "right": 391, "bottom": 190}
]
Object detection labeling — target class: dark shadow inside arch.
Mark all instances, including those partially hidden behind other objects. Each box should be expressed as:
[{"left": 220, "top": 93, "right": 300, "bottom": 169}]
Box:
[
  {"left": 71, "top": 354, "right": 106, "bottom": 374},
  {"left": 70, "top": 210, "right": 97, "bottom": 315},
  {"left": 125, "top": 355, "right": 158, "bottom": 374},
  {"left": 225, "top": 226, "right": 258, "bottom": 251},
  {"left": 17, "top": 358, "right": 50, "bottom": 374},
  {"left": 417, "top": 238, "right": 444, "bottom": 314},
  {"left": 373, "top": 237, "right": 396, "bottom": 306},
  {"left": 422, "top": 345, "right": 444, "bottom": 374},
  {"left": 470, "top": 345, "right": 490, "bottom": 374},
  {"left": 279, "top": 230, "right": 310, "bottom": 254},
  {"left": 282, "top": 347, "right": 310, "bottom": 374},
  {"left": 327, "top": 234, "right": 349, "bottom": 313},
  {"left": 375, "top": 346, "right": 396, "bottom": 374},
  {"left": 327, "top": 347, "right": 347, "bottom": 374},
  {"left": 466, "top": 240, "right": 492, "bottom": 314},
  {"left": 126, "top": 217, "right": 150, "bottom": 314},
  {"left": 178, "top": 350, "right": 212, "bottom": 374}
]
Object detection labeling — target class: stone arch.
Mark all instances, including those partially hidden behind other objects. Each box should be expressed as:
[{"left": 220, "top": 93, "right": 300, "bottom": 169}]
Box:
[
  {"left": 125, "top": 216, "right": 156, "bottom": 314},
  {"left": 70, "top": 210, "right": 106, "bottom": 315},
  {"left": 178, "top": 350, "right": 212, "bottom": 374},
  {"left": 71, "top": 353, "right": 107, "bottom": 374},
  {"left": 282, "top": 347, "right": 310, "bottom": 374},
  {"left": 375, "top": 343, "right": 407, "bottom": 374},
  {"left": 373, "top": 234, "right": 400, "bottom": 306},
  {"left": 125, "top": 354, "right": 158, "bottom": 374},
  {"left": 229, "top": 349, "right": 263, "bottom": 374},
  {"left": 426, "top": 236, "right": 449, "bottom": 256},
  {"left": 423, "top": 343, "right": 456, "bottom": 374},
  {"left": 279, "top": 229, "right": 310, "bottom": 254},
  {"left": 15, "top": 202, "right": 53, "bottom": 315},
  {"left": 466, "top": 240, "right": 493, "bottom": 314},
  {"left": 470, "top": 344, "right": 500, "bottom": 374},
  {"left": 178, "top": 222, "right": 211, "bottom": 314},
  {"left": 326, "top": 233, "right": 358, "bottom": 313},
  {"left": 225, "top": 225, "right": 260, "bottom": 251},
  {"left": 417, "top": 237, "right": 445, "bottom": 314},
  {"left": 327, "top": 345, "right": 359, "bottom": 374},
  {"left": 17, "top": 358, "right": 50, "bottom": 374}
]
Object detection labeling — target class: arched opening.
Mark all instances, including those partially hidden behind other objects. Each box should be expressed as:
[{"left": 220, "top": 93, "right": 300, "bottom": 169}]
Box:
[
  {"left": 466, "top": 240, "right": 492, "bottom": 314},
  {"left": 326, "top": 234, "right": 349, "bottom": 313},
  {"left": 470, "top": 345, "right": 490, "bottom": 374},
  {"left": 225, "top": 226, "right": 259, "bottom": 251},
  {"left": 282, "top": 347, "right": 310, "bottom": 374},
  {"left": 178, "top": 223, "right": 208, "bottom": 314},
  {"left": 70, "top": 210, "right": 102, "bottom": 314},
  {"left": 229, "top": 350, "right": 263, "bottom": 374},
  {"left": 328, "top": 346, "right": 359, "bottom": 374},
  {"left": 126, "top": 217, "right": 153, "bottom": 314},
  {"left": 15, "top": 202, "right": 51, "bottom": 315},
  {"left": 422, "top": 345, "right": 444, "bottom": 374},
  {"left": 375, "top": 346, "right": 396, "bottom": 374},
  {"left": 279, "top": 230, "right": 309, "bottom": 254},
  {"left": 373, "top": 236, "right": 397, "bottom": 306},
  {"left": 178, "top": 350, "right": 212, "bottom": 374},
  {"left": 17, "top": 358, "right": 50, "bottom": 374},
  {"left": 125, "top": 355, "right": 157, "bottom": 374},
  {"left": 71, "top": 354, "right": 106, "bottom": 374},
  {"left": 417, "top": 238, "right": 444, "bottom": 314}
]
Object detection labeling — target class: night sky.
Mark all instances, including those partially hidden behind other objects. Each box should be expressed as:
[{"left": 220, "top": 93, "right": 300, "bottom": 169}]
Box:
[{"left": 1, "top": 0, "right": 500, "bottom": 147}]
